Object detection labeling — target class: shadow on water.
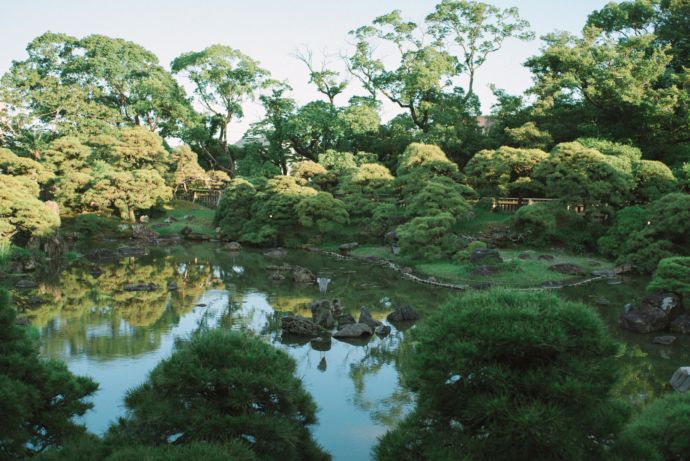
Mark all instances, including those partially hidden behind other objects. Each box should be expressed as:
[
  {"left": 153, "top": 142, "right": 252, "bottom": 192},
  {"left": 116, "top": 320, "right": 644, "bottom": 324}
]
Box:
[{"left": 12, "top": 242, "right": 689, "bottom": 460}]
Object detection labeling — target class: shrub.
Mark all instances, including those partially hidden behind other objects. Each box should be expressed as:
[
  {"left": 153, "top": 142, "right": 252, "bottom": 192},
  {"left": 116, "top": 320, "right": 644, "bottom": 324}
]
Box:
[
  {"left": 73, "top": 213, "right": 118, "bottom": 238},
  {"left": 0, "top": 290, "right": 97, "bottom": 458},
  {"left": 576, "top": 138, "right": 642, "bottom": 162},
  {"left": 613, "top": 392, "right": 690, "bottom": 461},
  {"left": 533, "top": 142, "right": 634, "bottom": 213},
  {"left": 396, "top": 213, "right": 457, "bottom": 260},
  {"left": 108, "top": 330, "right": 329, "bottom": 461},
  {"left": 405, "top": 180, "right": 473, "bottom": 220},
  {"left": 295, "top": 192, "right": 349, "bottom": 237},
  {"left": 214, "top": 178, "right": 257, "bottom": 241},
  {"left": 374, "top": 289, "right": 628, "bottom": 461},
  {"left": 631, "top": 160, "right": 676, "bottom": 203},
  {"left": 290, "top": 160, "right": 328, "bottom": 184},
  {"left": 455, "top": 240, "right": 487, "bottom": 261},
  {"left": 597, "top": 206, "right": 648, "bottom": 258},
  {"left": 464, "top": 146, "right": 548, "bottom": 196},
  {"left": 647, "top": 257, "right": 690, "bottom": 299}
]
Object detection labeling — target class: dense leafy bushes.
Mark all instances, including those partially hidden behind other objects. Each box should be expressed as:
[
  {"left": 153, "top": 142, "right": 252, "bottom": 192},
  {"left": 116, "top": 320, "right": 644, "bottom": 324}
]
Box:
[
  {"left": 613, "top": 392, "right": 690, "bottom": 461},
  {"left": 374, "top": 289, "right": 627, "bottom": 461},
  {"left": 108, "top": 329, "right": 329, "bottom": 461},
  {"left": 463, "top": 146, "right": 547, "bottom": 196},
  {"left": 396, "top": 213, "right": 457, "bottom": 261},
  {"left": 647, "top": 257, "right": 690, "bottom": 299},
  {"left": 0, "top": 290, "right": 97, "bottom": 458},
  {"left": 599, "top": 193, "right": 690, "bottom": 272},
  {"left": 511, "top": 202, "right": 596, "bottom": 251}
]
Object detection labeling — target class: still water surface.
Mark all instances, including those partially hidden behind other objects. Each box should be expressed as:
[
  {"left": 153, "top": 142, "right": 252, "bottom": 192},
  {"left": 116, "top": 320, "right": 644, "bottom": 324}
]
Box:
[{"left": 19, "top": 243, "right": 690, "bottom": 460}]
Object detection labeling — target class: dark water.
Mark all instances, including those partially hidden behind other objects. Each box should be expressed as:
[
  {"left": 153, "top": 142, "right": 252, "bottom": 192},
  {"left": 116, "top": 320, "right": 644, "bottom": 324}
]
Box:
[{"left": 15, "top": 244, "right": 689, "bottom": 460}]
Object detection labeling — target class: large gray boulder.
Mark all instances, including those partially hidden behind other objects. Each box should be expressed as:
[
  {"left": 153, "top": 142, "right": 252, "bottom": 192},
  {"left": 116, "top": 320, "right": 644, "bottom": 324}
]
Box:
[
  {"left": 333, "top": 323, "right": 372, "bottom": 338},
  {"left": 619, "top": 293, "right": 684, "bottom": 333},
  {"left": 281, "top": 315, "right": 323, "bottom": 336},
  {"left": 469, "top": 248, "right": 502, "bottom": 265},
  {"left": 670, "top": 367, "right": 690, "bottom": 391},
  {"left": 387, "top": 304, "right": 420, "bottom": 323}
]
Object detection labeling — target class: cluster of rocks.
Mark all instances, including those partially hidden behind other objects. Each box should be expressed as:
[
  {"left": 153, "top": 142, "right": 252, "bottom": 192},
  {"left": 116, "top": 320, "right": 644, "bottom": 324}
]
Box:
[
  {"left": 280, "top": 298, "right": 418, "bottom": 346},
  {"left": 619, "top": 293, "right": 686, "bottom": 334},
  {"left": 265, "top": 263, "right": 316, "bottom": 284}
]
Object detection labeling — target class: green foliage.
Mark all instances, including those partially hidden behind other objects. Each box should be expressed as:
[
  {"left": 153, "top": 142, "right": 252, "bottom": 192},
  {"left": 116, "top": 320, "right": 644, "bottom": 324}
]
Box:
[
  {"left": 83, "top": 167, "right": 171, "bottom": 222},
  {"left": 396, "top": 212, "right": 457, "bottom": 260},
  {"left": 72, "top": 213, "right": 118, "bottom": 238},
  {"left": 0, "top": 148, "right": 53, "bottom": 184},
  {"left": 613, "top": 392, "right": 690, "bottom": 461},
  {"left": 631, "top": 159, "right": 677, "bottom": 203},
  {"left": 675, "top": 162, "right": 690, "bottom": 192},
  {"left": 317, "top": 150, "right": 357, "bottom": 173},
  {"left": 455, "top": 240, "right": 487, "bottom": 261},
  {"left": 464, "top": 146, "right": 547, "bottom": 196},
  {"left": 503, "top": 122, "right": 553, "bottom": 150},
  {"left": 34, "top": 437, "right": 256, "bottom": 461},
  {"left": 214, "top": 178, "right": 257, "bottom": 240},
  {"left": 172, "top": 44, "right": 273, "bottom": 175},
  {"left": 511, "top": 202, "right": 596, "bottom": 251},
  {"left": 577, "top": 138, "right": 642, "bottom": 162},
  {"left": 405, "top": 180, "right": 472, "bottom": 220},
  {"left": 290, "top": 160, "right": 328, "bottom": 184},
  {"left": 374, "top": 289, "right": 627, "bottom": 461},
  {"left": 0, "top": 174, "right": 60, "bottom": 241},
  {"left": 396, "top": 143, "right": 456, "bottom": 175},
  {"left": 172, "top": 145, "right": 212, "bottom": 191},
  {"left": 108, "top": 329, "right": 329, "bottom": 461},
  {"left": 605, "top": 193, "right": 690, "bottom": 272},
  {"left": 0, "top": 290, "right": 98, "bottom": 458},
  {"left": 647, "top": 257, "right": 690, "bottom": 299},
  {"left": 295, "top": 192, "right": 349, "bottom": 236},
  {"left": 533, "top": 142, "right": 634, "bottom": 213},
  {"left": 597, "top": 206, "right": 648, "bottom": 258}
]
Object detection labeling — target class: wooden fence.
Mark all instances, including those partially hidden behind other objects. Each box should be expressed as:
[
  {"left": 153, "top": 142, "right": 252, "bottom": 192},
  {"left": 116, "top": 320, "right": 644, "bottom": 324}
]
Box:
[
  {"left": 174, "top": 189, "right": 589, "bottom": 216},
  {"left": 174, "top": 189, "right": 224, "bottom": 209}
]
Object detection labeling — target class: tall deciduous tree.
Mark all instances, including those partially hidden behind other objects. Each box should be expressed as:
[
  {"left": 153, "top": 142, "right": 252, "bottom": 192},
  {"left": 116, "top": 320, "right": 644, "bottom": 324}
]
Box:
[{"left": 172, "top": 45, "right": 273, "bottom": 176}]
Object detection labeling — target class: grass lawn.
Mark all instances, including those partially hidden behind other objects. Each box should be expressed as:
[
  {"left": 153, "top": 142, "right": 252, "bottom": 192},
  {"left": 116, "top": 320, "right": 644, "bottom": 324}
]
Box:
[
  {"left": 337, "top": 244, "right": 614, "bottom": 288},
  {"left": 150, "top": 200, "right": 216, "bottom": 237}
]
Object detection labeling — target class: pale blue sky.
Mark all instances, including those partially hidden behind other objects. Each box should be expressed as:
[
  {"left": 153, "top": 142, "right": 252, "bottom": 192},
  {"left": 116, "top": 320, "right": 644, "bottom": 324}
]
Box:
[{"left": 1, "top": 0, "right": 609, "bottom": 141}]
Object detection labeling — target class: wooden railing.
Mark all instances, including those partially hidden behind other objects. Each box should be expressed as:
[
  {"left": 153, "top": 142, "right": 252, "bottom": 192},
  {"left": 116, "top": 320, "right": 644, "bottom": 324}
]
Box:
[{"left": 175, "top": 188, "right": 224, "bottom": 209}]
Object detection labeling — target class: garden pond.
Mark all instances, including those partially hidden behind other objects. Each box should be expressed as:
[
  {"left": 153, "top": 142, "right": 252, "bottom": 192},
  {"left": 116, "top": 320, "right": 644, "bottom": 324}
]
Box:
[{"left": 11, "top": 243, "right": 690, "bottom": 461}]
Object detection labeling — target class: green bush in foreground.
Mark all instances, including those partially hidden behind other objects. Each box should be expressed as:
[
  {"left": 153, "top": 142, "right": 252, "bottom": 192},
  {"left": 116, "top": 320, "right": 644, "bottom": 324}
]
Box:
[
  {"left": 375, "top": 289, "right": 627, "bottom": 461},
  {"left": 613, "top": 392, "right": 690, "bottom": 461},
  {"left": 36, "top": 438, "right": 256, "bottom": 461},
  {"left": 0, "top": 290, "right": 97, "bottom": 459},
  {"left": 108, "top": 329, "right": 329, "bottom": 461}
]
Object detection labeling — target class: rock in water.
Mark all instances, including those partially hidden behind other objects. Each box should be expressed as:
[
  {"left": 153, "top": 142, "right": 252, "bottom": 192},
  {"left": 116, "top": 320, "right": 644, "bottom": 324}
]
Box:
[
  {"left": 358, "top": 307, "right": 382, "bottom": 329},
  {"left": 131, "top": 224, "right": 159, "bottom": 241},
  {"left": 336, "top": 313, "right": 356, "bottom": 328},
  {"left": 387, "top": 304, "right": 419, "bottom": 322},
  {"left": 281, "top": 315, "right": 322, "bottom": 336},
  {"left": 293, "top": 266, "right": 316, "bottom": 283},
  {"left": 670, "top": 315, "right": 690, "bottom": 334},
  {"left": 333, "top": 323, "right": 372, "bottom": 338},
  {"left": 263, "top": 247, "right": 287, "bottom": 258},
  {"left": 339, "top": 242, "right": 359, "bottom": 252},
  {"left": 375, "top": 325, "right": 392, "bottom": 337},
  {"left": 15, "top": 279, "right": 38, "bottom": 289},
  {"left": 123, "top": 283, "right": 158, "bottom": 292},
  {"left": 620, "top": 293, "right": 684, "bottom": 333},
  {"left": 548, "top": 263, "right": 586, "bottom": 276},
  {"left": 469, "top": 248, "right": 502, "bottom": 265},
  {"left": 310, "top": 300, "right": 335, "bottom": 328},
  {"left": 670, "top": 367, "right": 690, "bottom": 391},
  {"left": 310, "top": 336, "right": 332, "bottom": 351},
  {"left": 653, "top": 336, "right": 677, "bottom": 345},
  {"left": 225, "top": 242, "right": 242, "bottom": 251}
]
